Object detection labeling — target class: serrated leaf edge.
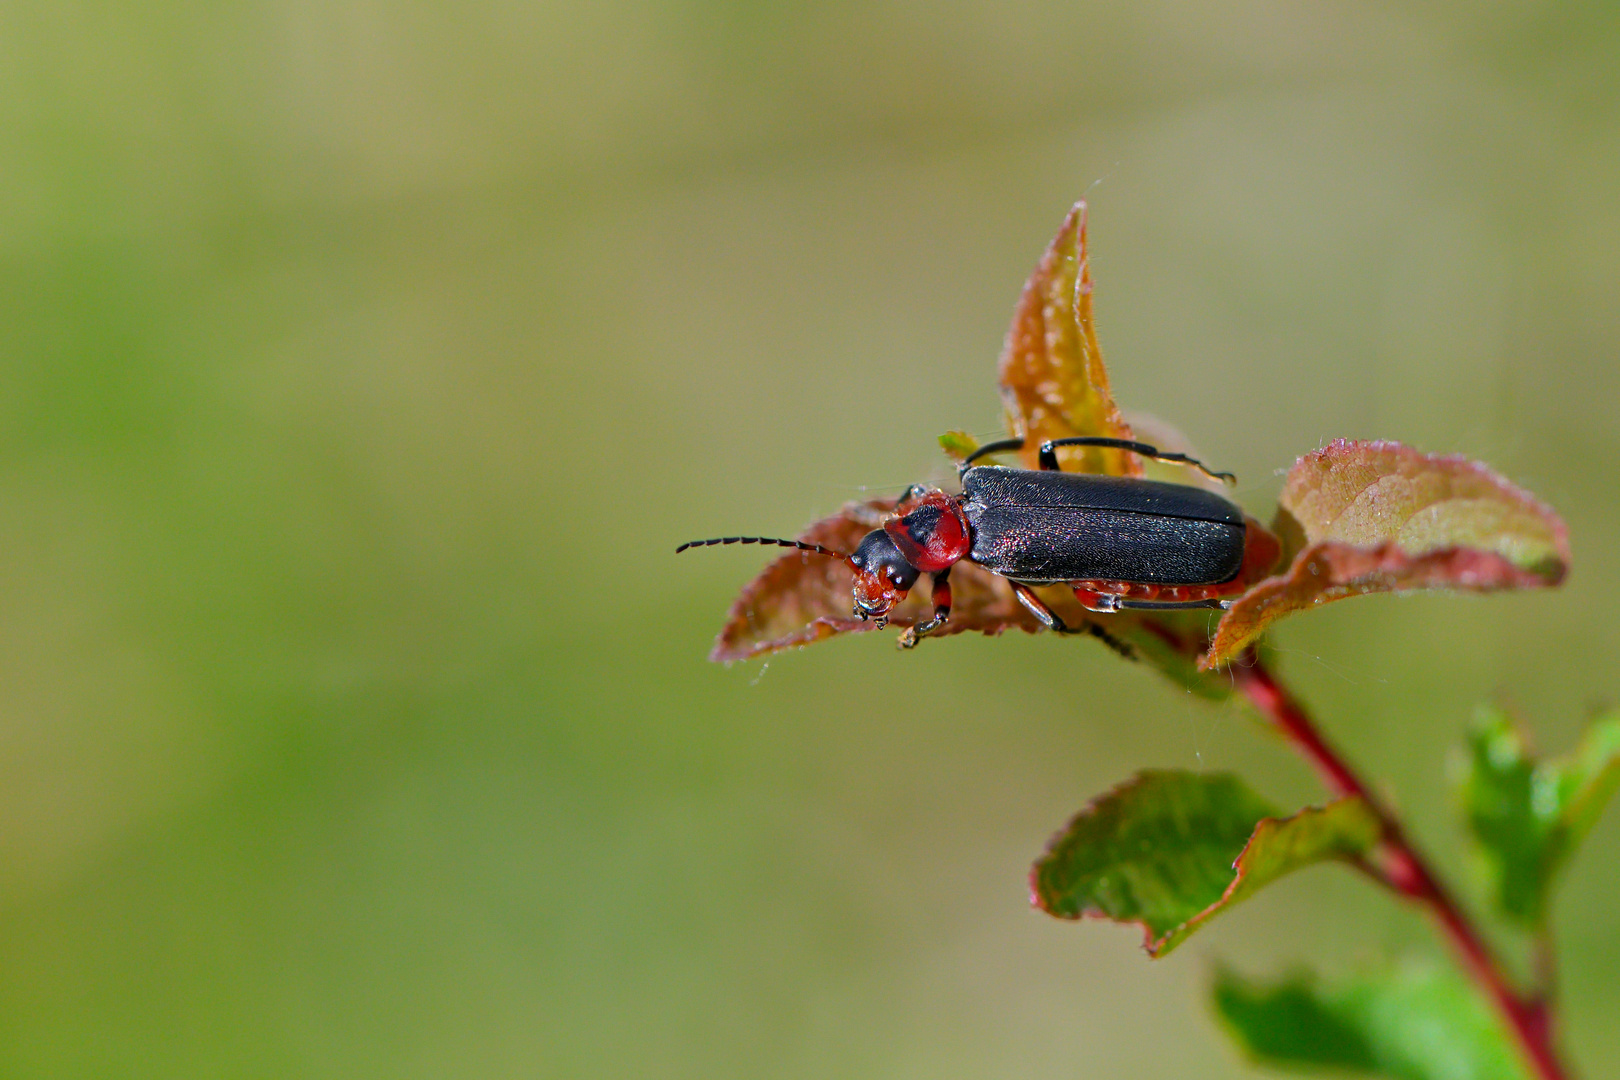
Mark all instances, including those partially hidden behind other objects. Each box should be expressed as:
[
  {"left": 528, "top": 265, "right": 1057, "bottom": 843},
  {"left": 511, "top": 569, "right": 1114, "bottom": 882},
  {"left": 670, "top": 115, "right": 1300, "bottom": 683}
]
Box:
[
  {"left": 1032, "top": 775, "right": 1376, "bottom": 959},
  {"left": 1151, "top": 796, "right": 1380, "bottom": 957}
]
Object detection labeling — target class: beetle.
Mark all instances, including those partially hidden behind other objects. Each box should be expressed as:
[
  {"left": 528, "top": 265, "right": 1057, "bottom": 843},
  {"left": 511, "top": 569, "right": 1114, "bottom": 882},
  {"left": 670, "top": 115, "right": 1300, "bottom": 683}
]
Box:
[{"left": 677, "top": 436, "right": 1279, "bottom": 647}]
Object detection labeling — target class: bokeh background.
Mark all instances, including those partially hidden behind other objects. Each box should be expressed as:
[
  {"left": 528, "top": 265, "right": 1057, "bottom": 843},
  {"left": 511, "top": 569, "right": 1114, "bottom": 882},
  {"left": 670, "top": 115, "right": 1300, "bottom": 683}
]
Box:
[{"left": 2, "top": 2, "right": 1617, "bottom": 1076}]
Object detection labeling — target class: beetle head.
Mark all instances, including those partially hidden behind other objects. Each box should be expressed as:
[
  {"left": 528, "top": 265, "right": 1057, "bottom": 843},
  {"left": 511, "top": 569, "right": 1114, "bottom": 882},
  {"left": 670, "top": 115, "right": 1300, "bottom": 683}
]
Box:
[{"left": 848, "top": 529, "right": 920, "bottom": 623}]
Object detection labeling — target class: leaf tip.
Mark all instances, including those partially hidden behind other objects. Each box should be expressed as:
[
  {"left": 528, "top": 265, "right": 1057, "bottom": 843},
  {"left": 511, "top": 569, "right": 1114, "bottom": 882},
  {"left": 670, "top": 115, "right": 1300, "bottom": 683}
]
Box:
[
  {"left": 1202, "top": 436, "right": 1574, "bottom": 665},
  {"left": 938, "top": 430, "right": 980, "bottom": 461}
]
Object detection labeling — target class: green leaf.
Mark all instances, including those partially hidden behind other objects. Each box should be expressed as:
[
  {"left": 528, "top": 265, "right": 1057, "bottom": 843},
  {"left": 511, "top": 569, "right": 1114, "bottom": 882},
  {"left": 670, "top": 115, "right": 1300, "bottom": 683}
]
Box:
[
  {"left": 937, "top": 430, "right": 980, "bottom": 461},
  {"left": 1190, "top": 796, "right": 1382, "bottom": 949},
  {"left": 1031, "top": 771, "right": 1378, "bottom": 957},
  {"left": 1213, "top": 964, "right": 1531, "bottom": 1080},
  {"left": 1202, "top": 440, "right": 1569, "bottom": 668},
  {"left": 1456, "top": 706, "right": 1620, "bottom": 927}
]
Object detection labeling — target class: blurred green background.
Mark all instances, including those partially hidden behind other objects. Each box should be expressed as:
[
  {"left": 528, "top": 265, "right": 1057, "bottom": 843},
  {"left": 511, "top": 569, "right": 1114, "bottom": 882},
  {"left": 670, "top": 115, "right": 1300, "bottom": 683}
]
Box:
[{"left": 2, "top": 2, "right": 1617, "bottom": 1076}]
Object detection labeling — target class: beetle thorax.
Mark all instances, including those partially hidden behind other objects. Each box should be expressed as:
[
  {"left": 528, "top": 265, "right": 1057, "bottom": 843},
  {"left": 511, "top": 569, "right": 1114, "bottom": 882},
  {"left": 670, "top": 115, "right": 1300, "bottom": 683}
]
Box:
[{"left": 884, "top": 489, "right": 972, "bottom": 573}]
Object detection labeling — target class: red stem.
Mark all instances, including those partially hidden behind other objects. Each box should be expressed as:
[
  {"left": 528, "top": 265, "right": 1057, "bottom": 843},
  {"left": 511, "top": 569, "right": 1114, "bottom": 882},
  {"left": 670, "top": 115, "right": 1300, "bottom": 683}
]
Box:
[{"left": 1233, "top": 656, "right": 1568, "bottom": 1080}]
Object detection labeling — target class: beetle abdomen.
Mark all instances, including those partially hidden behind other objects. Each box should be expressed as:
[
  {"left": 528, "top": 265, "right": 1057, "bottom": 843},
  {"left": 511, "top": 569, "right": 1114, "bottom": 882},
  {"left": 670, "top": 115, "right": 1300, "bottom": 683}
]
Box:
[{"left": 961, "top": 467, "right": 1246, "bottom": 585}]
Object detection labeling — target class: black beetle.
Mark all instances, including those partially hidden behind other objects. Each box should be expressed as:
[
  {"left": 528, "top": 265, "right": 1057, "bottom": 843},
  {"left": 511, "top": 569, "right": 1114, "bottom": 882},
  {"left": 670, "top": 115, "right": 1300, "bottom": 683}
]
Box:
[{"left": 678, "top": 436, "right": 1278, "bottom": 646}]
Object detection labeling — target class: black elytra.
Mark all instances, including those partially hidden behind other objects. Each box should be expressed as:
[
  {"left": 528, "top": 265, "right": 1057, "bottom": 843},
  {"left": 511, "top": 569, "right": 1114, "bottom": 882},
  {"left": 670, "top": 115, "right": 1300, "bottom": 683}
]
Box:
[{"left": 959, "top": 466, "right": 1246, "bottom": 586}]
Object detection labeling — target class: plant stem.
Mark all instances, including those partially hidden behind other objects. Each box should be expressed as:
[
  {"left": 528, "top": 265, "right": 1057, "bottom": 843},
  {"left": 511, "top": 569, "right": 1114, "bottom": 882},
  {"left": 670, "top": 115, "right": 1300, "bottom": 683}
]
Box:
[
  {"left": 1232, "top": 655, "right": 1568, "bottom": 1080},
  {"left": 1533, "top": 928, "right": 1560, "bottom": 1008}
]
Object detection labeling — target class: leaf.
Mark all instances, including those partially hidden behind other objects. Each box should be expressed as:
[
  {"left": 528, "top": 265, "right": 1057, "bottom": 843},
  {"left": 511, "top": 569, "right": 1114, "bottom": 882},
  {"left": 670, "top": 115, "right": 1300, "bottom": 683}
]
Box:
[
  {"left": 708, "top": 499, "right": 1043, "bottom": 662},
  {"left": 1205, "top": 543, "right": 1559, "bottom": 670},
  {"left": 1203, "top": 441, "right": 1569, "bottom": 667},
  {"left": 1032, "top": 772, "right": 1272, "bottom": 954},
  {"left": 1213, "top": 964, "right": 1531, "bottom": 1080},
  {"left": 996, "top": 201, "right": 1140, "bottom": 476},
  {"left": 1456, "top": 706, "right": 1620, "bottom": 928},
  {"left": 1182, "top": 796, "right": 1382, "bottom": 952},
  {"left": 937, "top": 430, "right": 981, "bottom": 462},
  {"left": 1031, "top": 771, "right": 1377, "bottom": 957},
  {"left": 1277, "top": 441, "right": 1567, "bottom": 568}
]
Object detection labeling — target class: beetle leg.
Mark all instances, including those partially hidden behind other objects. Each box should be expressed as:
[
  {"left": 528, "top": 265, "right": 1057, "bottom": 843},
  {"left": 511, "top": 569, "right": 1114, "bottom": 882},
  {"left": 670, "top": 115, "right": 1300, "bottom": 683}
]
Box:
[
  {"left": 1011, "top": 582, "right": 1136, "bottom": 659},
  {"left": 1082, "top": 622, "right": 1136, "bottom": 659},
  {"left": 1115, "top": 596, "right": 1230, "bottom": 611},
  {"left": 916, "top": 568, "right": 952, "bottom": 632},
  {"left": 895, "top": 483, "right": 930, "bottom": 505},
  {"left": 1011, "top": 581, "right": 1068, "bottom": 630},
  {"left": 898, "top": 569, "right": 953, "bottom": 649},
  {"left": 1075, "top": 585, "right": 1232, "bottom": 613},
  {"left": 1037, "top": 436, "right": 1236, "bottom": 483},
  {"left": 1073, "top": 587, "right": 1123, "bottom": 612}
]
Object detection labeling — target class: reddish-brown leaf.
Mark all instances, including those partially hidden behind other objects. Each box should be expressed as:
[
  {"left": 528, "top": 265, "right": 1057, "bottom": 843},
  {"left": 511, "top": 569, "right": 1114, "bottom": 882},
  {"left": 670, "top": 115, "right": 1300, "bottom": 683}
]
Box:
[
  {"left": 997, "top": 201, "right": 1140, "bottom": 477},
  {"left": 1202, "top": 441, "right": 1569, "bottom": 667},
  {"left": 1276, "top": 440, "right": 1568, "bottom": 570}
]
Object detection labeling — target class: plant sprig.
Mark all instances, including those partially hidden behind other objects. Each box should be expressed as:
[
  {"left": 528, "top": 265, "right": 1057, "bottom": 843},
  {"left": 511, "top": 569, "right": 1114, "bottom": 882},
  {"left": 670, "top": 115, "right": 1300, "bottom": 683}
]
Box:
[{"left": 694, "top": 203, "right": 1592, "bottom": 1080}]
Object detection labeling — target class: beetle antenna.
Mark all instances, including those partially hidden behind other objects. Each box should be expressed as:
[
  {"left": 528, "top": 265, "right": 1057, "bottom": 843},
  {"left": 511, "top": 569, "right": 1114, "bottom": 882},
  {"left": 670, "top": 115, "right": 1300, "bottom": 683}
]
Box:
[{"left": 675, "top": 536, "right": 848, "bottom": 559}]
